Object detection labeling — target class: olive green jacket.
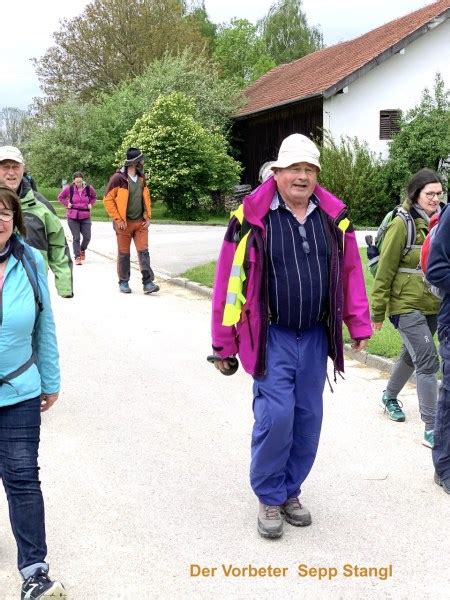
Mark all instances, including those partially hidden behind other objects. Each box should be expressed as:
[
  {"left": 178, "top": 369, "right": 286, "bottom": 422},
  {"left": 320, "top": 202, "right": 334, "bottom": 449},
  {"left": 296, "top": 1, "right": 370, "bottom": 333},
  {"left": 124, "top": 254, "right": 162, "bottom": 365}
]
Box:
[{"left": 371, "top": 204, "right": 440, "bottom": 322}]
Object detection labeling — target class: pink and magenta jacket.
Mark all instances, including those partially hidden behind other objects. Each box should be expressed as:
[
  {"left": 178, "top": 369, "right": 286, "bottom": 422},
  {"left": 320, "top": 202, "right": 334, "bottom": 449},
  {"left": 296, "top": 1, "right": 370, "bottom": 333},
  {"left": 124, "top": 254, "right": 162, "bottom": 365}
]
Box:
[
  {"left": 58, "top": 184, "right": 97, "bottom": 220},
  {"left": 211, "top": 177, "right": 371, "bottom": 378}
]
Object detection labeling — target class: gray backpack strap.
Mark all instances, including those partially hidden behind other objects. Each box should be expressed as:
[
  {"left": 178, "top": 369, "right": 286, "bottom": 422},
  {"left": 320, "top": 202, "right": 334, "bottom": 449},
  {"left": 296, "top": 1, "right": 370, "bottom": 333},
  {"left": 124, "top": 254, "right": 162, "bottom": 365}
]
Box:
[
  {"left": 0, "top": 244, "right": 43, "bottom": 388},
  {"left": 396, "top": 207, "right": 416, "bottom": 256},
  {"left": 0, "top": 354, "right": 36, "bottom": 387},
  {"left": 20, "top": 244, "right": 43, "bottom": 329}
]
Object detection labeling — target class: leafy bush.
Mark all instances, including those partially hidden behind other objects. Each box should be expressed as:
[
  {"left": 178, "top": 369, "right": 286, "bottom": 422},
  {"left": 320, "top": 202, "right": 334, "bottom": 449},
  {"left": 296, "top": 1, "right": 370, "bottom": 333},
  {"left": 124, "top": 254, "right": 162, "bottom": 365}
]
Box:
[
  {"left": 384, "top": 74, "right": 450, "bottom": 204},
  {"left": 120, "top": 92, "right": 241, "bottom": 219},
  {"left": 318, "top": 134, "right": 389, "bottom": 226},
  {"left": 26, "top": 49, "right": 244, "bottom": 187}
]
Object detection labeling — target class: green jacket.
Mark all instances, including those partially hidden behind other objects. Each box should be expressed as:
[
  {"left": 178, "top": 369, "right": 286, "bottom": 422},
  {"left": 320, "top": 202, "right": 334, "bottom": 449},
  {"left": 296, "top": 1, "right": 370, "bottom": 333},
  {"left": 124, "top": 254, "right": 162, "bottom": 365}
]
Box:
[
  {"left": 19, "top": 179, "right": 73, "bottom": 297},
  {"left": 371, "top": 203, "right": 440, "bottom": 322}
]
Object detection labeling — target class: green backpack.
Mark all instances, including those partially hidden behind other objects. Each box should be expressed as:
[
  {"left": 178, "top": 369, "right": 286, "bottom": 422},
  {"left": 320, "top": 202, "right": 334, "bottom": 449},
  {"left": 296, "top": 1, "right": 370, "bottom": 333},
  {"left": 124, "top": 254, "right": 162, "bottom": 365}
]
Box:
[{"left": 365, "top": 206, "right": 417, "bottom": 277}]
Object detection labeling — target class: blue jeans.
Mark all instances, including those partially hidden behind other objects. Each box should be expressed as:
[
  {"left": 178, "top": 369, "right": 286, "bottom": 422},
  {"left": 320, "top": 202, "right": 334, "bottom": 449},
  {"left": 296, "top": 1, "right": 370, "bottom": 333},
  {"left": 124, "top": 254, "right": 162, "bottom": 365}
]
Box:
[
  {"left": 433, "top": 326, "right": 450, "bottom": 480},
  {"left": 251, "top": 323, "right": 328, "bottom": 505},
  {"left": 0, "top": 397, "right": 48, "bottom": 576}
]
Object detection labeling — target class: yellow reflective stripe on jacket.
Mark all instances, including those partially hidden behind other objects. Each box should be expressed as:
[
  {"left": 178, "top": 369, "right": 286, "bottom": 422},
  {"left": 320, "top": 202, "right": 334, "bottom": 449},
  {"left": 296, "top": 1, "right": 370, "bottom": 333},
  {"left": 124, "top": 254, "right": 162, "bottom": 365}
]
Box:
[
  {"left": 337, "top": 216, "right": 351, "bottom": 253},
  {"left": 222, "top": 203, "right": 250, "bottom": 327},
  {"left": 222, "top": 229, "right": 250, "bottom": 326}
]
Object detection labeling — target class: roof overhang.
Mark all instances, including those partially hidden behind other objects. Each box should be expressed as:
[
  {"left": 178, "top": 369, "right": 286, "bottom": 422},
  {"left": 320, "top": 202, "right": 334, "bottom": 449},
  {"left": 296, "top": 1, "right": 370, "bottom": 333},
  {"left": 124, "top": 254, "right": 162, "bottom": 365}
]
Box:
[
  {"left": 234, "top": 9, "right": 449, "bottom": 120},
  {"left": 233, "top": 93, "right": 323, "bottom": 121}
]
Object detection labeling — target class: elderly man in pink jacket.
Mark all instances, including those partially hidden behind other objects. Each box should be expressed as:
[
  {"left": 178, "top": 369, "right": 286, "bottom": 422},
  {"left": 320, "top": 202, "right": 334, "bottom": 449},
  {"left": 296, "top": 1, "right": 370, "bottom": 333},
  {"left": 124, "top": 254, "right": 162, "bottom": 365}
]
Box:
[{"left": 211, "top": 134, "right": 372, "bottom": 539}]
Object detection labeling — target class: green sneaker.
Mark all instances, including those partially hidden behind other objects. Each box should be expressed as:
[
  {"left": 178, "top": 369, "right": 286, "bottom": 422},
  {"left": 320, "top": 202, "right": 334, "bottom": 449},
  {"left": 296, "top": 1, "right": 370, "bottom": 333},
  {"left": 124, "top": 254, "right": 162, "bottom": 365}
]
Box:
[
  {"left": 380, "top": 392, "right": 405, "bottom": 422},
  {"left": 423, "top": 429, "right": 434, "bottom": 449}
]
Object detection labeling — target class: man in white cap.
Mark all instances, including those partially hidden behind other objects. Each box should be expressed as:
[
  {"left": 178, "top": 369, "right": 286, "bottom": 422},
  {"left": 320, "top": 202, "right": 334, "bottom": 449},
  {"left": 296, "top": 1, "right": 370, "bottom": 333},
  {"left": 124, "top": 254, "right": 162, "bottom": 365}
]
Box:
[
  {"left": 211, "top": 134, "right": 372, "bottom": 538},
  {"left": 0, "top": 145, "right": 73, "bottom": 297}
]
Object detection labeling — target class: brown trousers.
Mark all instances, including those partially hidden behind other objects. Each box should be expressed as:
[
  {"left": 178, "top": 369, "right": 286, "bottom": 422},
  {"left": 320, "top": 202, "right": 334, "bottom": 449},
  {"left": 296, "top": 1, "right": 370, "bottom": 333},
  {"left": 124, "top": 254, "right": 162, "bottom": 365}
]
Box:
[{"left": 114, "top": 219, "right": 154, "bottom": 284}]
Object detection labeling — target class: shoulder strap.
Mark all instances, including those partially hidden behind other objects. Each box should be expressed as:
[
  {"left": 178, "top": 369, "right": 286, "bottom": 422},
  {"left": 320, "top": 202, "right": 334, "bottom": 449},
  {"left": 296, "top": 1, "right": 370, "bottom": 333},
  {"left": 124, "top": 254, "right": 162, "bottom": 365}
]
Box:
[
  {"left": 85, "top": 184, "right": 91, "bottom": 200},
  {"left": 396, "top": 207, "right": 417, "bottom": 255},
  {"left": 20, "top": 244, "right": 43, "bottom": 330},
  {"left": 1, "top": 244, "right": 43, "bottom": 388},
  {"left": 69, "top": 184, "right": 74, "bottom": 203},
  {"left": 230, "top": 203, "right": 252, "bottom": 243}
]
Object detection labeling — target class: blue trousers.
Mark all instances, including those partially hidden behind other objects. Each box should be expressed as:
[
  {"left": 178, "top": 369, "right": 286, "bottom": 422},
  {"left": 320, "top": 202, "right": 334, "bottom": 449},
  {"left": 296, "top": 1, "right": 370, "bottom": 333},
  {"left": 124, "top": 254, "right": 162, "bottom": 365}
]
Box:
[
  {"left": 0, "top": 397, "right": 48, "bottom": 576},
  {"left": 433, "top": 326, "right": 450, "bottom": 480},
  {"left": 251, "top": 323, "right": 328, "bottom": 505}
]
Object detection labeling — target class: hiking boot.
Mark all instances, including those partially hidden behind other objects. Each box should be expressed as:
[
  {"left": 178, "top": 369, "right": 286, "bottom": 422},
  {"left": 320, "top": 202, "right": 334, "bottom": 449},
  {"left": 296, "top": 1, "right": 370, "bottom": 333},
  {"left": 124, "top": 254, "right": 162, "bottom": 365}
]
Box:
[
  {"left": 423, "top": 429, "right": 434, "bottom": 449},
  {"left": 380, "top": 392, "right": 405, "bottom": 422},
  {"left": 21, "top": 568, "right": 66, "bottom": 599},
  {"left": 80, "top": 250, "right": 86, "bottom": 261},
  {"left": 281, "top": 497, "right": 312, "bottom": 527},
  {"left": 119, "top": 282, "right": 132, "bottom": 294},
  {"left": 257, "top": 504, "right": 283, "bottom": 539},
  {"left": 143, "top": 281, "right": 160, "bottom": 294},
  {"left": 75, "top": 256, "right": 82, "bottom": 266},
  {"left": 434, "top": 472, "right": 450, "bottom": 494}
]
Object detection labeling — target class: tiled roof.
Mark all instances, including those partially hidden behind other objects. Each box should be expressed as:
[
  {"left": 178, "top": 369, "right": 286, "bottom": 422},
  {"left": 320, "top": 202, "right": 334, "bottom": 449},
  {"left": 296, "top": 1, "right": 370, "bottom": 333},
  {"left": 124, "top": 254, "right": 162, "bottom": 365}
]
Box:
[{"left": 235, "top": 0, "right": 449, "bottom": 118}]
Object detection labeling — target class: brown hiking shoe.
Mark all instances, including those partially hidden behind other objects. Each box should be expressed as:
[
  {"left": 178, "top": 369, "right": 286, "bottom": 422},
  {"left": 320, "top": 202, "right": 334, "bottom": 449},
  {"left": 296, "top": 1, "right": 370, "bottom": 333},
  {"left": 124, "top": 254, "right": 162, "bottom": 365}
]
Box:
[
  {"left": 257, "top": 504, "right": 283, "bottom": 539},
  {"left": 281, "top": 497, "right": 312, "bottom": 526}
]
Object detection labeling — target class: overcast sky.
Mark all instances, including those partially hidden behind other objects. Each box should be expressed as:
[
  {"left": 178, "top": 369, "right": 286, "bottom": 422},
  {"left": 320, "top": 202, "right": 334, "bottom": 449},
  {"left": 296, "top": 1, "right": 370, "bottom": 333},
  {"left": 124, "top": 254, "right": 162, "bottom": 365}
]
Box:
[{"left": 0, "top": 0, "right": 433, "bottom": 110}]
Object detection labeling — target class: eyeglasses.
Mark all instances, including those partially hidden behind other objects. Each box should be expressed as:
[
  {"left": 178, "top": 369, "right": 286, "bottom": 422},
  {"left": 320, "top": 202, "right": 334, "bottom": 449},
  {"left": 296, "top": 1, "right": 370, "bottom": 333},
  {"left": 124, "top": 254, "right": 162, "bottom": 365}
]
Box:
[
  {"left": 424, "top": 191, "right": 444, "bottom": 200},
  {"left": 298, "top": 224, "right": 310, "bottom": 254},
  {"left": 0, "top": 209, "right": 14, "bottom": 222}
]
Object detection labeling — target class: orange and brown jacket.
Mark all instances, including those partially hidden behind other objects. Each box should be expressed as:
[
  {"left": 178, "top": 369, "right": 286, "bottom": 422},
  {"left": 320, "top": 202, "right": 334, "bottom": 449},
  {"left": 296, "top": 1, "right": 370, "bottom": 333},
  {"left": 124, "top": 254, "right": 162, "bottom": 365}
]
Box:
[{"left": 103, "top": 168, "right": 152, "bottom": 222}]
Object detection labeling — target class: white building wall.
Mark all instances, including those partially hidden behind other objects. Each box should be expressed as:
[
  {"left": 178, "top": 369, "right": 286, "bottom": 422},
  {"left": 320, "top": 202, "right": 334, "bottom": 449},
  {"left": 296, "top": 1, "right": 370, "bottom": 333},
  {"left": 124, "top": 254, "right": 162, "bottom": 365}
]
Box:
[{"left": 323, "top": 19, "right": 450, "bottom": 158}]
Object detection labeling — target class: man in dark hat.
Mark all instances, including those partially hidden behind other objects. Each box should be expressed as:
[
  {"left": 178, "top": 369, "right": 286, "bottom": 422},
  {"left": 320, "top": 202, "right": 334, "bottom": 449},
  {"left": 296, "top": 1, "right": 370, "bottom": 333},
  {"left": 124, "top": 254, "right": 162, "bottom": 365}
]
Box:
[{"left": 103, "top": 147, "right": 159, "bottom": 294}]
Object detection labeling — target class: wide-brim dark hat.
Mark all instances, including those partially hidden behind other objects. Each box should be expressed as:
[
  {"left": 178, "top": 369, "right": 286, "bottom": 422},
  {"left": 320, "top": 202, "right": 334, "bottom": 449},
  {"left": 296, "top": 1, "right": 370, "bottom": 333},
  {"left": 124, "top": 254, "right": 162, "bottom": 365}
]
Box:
[{"left": 124, "top": 147, "right": 145, "bottom": 167}]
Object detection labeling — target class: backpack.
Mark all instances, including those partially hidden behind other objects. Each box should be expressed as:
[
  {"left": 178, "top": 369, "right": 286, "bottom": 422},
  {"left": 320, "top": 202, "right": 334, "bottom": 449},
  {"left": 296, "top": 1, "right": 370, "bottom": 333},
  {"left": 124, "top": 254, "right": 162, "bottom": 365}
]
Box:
[
  {"left": 365, "top": 206, "right": 416, "bottom": 277},
  {"left": 69, "top": 183, "right": 92, "bottom": 203},
  {"left": 420, "top": 213, "right": 444, "bottom": 299},
  {"left": 0, "top": 242, "right": 43, "bottom": 387}
]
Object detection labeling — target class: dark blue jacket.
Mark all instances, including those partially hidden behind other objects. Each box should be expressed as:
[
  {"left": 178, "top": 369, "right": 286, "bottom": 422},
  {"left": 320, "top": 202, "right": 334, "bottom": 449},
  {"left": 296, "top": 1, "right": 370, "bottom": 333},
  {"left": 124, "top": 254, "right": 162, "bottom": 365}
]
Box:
[{"left": 427, "top": 203, "right": 450, "bottom": 326}]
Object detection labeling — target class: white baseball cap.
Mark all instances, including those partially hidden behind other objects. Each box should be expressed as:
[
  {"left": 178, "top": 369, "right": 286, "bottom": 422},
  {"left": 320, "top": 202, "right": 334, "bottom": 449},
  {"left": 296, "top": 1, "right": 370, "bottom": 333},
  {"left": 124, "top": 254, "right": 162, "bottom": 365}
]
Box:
[
  {"left": 271, "top": 134, "right": 321, "bottom": 171},
  {"left": 0, "top": 145, "right": 25, "bottom": 164}
]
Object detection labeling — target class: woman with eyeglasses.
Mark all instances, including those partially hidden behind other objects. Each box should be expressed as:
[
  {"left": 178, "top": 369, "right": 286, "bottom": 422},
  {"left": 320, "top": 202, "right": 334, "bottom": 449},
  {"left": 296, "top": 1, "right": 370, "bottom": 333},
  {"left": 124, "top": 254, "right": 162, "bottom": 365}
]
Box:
[
  {"left": 0, "top": 185, "right": 66, "bottom": 598},
  {"left": 371, "top": 168, "right": 444, "bottom": 449}
]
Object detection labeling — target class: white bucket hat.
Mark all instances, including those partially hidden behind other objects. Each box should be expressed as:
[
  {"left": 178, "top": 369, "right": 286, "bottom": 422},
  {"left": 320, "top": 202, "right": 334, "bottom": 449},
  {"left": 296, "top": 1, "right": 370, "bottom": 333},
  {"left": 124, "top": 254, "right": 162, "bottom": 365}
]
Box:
[
  {"left": 271, "top": 134, "right": 321, "bottom": 171},
  {"left": 0, "top": 145, "right": 25, "bottom": 164}
]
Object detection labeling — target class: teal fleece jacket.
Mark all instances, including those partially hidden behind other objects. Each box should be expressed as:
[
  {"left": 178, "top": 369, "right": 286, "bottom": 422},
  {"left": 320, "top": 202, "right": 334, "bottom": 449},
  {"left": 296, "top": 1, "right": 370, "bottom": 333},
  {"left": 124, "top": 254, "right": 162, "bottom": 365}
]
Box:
[{"left": 0, "top": 236, "right": 60, "bottom": 407}]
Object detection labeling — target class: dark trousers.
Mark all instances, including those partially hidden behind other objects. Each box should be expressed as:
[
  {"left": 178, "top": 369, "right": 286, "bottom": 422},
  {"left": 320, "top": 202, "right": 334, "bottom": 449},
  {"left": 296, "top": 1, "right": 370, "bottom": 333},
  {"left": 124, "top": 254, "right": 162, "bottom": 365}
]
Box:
[
  {"left": 114, "top": 220, "right": 154, "bottom": 285},
  {"left": 68, "top": 218, "right": 92, "bottom": 259},
  {"left": 433, "top": 326, "right": 450, "bottom": 480},
  {"left": 0, "top": 397, "right": 47, "bottom": 572},
  {"left": 251, "top": 323, "right": 328, "bottom": 505}
]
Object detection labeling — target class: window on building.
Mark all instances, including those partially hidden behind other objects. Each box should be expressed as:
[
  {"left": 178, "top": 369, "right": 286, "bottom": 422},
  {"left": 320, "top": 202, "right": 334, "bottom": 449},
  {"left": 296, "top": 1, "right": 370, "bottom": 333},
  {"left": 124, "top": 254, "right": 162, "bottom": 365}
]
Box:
[{"left": 380, "top": 110, "right": 401, "bottom": 140}]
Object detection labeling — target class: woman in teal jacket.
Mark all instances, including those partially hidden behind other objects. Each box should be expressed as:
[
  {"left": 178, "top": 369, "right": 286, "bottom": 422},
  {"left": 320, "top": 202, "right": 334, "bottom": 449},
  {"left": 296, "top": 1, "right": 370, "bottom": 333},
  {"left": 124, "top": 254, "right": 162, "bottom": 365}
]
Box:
[{"left": 0, "top": 185, "right": 66, "bottom": 598}]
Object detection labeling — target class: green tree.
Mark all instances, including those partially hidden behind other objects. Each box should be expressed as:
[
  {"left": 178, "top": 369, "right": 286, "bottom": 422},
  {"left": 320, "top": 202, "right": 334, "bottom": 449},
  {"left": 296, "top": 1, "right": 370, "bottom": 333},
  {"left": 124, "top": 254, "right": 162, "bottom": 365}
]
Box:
[
  {"left": 33, "top": 0, "right": 210, "bottom": 103},
  {"left": 0, "top": 107, "right": 29, "bottom": 146},
  {"left": 213, "top": 19, "right": 275, "bottom": 86},
  {"left": 120, "top": 92, "right": 241, "bottom": 218},
  {"left": 385, "top": 74, "right": 450, "bottom": 203},
  {"left": 318, "top": 133, "right": 388, "bottom": 226},
  {"left": 26, "top": 50, "right": 244, "bottom": 186},
  {"left": 260, "top": 0, "right": 323, "bottom": 65}
]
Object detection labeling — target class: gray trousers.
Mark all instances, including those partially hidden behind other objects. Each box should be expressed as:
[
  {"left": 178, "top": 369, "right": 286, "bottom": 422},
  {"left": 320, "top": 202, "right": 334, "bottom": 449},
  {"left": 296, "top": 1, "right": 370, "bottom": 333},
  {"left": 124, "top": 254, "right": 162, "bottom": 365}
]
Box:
[
  {"left": 386, "top": 311, "right": 439, "bottom": 429},
  {"left": 68, "top": 218, "right": 91, "bottom": 259}
]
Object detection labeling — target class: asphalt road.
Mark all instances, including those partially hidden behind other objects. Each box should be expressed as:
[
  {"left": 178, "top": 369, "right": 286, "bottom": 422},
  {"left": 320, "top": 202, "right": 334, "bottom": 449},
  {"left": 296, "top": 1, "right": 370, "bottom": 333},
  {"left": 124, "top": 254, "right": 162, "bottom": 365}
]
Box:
[{"left": 0, "top": 244, "right": 449, "bottom": 599}]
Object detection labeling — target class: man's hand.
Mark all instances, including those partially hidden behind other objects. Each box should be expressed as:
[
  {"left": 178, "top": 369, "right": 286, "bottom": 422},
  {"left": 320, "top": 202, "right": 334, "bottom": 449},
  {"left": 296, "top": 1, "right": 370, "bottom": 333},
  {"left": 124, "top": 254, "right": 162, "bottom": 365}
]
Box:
[
  {"left": 116, "top": 220, "right": 126, "bottom": 230},
  {"left": 141, "top": 218, "right": 150, "bottom": 230},
  {"left": 40, "top": 393, "right": 59, "bottom": 412},
  {"left": 67, "top": 202, "right": 72, "bottom": 208},
  {"left": 372, "top": 321, "right": 383, "bottom": 332},
  {"left": 214, "top": 358, "right": 231, "bottom": 372},
  {"left": 351, "top": 339, "right": 368, "bottom": 352}
]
